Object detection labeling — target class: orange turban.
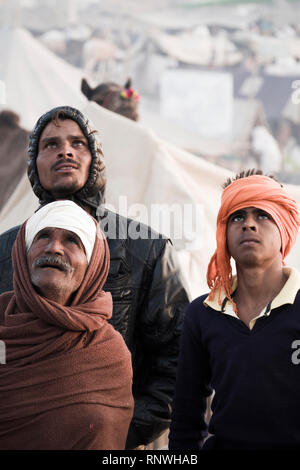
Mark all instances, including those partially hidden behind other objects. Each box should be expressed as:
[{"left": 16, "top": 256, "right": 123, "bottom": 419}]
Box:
[{"left": 207, "top": 175, "right": 300, "bottom": 306}]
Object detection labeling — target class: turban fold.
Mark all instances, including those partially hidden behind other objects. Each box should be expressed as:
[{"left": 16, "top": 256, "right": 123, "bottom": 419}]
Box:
[
  {"left": 25, "top": 200, "right": 97, "bottom": 263},
  {"left": 207, "top": 175, "right": 300, "bottom": 306}
]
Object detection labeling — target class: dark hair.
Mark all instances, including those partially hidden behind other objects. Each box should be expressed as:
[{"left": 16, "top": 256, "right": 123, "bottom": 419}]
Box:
[
  {"left": 50, "top": 110, "right": 98, "bottom": 137},
  {"left": 51, "top": 109, "right": 72, "bottom": 127},
  {"left": 222, "top": 168, "right": 283, "bottom": 189}
]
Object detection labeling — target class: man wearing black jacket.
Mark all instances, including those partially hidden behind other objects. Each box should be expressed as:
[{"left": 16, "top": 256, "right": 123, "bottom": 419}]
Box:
[{"left": 0, "top": 106, "right": 190, "bottom": 449}]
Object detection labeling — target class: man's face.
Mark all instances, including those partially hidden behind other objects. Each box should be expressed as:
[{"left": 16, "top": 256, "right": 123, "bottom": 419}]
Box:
[
  {"left": 226, "top": 206, "right": 282, "bottom": 268},
  {"left": 27, "top": 227, "right": 88, "bottom": 305},
  {"left": 36, "top": 119, "right": 92, "bottom": 197}
]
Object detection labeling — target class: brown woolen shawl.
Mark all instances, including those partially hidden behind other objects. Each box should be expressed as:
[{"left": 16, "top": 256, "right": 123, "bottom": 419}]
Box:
[{"left": 0, "top": 223, "right": 134, "bottom": 450}]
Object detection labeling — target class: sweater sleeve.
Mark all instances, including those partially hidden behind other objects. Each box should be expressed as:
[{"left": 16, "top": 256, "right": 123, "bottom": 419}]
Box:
[{"left": 168, "top": 299, "right": 213, "bottom": 450}]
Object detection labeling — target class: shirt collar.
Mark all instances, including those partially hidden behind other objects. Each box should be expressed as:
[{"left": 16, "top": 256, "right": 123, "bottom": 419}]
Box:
[{"left": 204, "top": 267, "right": 300, "bottom": 315}]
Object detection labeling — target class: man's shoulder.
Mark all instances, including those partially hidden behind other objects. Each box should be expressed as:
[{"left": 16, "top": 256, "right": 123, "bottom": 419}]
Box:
[
  {"left": 0, "top": 225, "right": 20, "bottom": 241},
  {"left": 188, "top": 294, "right": 209, "bottom": 311},
  {"left": 184, "top": 294, "right": 210, "bottom": 322},
  {"left": 0, "top": 225, "right": 20, "bottom": 258}
]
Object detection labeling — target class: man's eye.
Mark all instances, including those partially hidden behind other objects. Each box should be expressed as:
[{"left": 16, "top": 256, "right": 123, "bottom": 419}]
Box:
[
  {"left": 67, "top": 236, "right": 80, "bottom": 245},
  {"left": 231, "top": 214, "right": 244, "bottom": 222},
  {"left": 36, "top": 232, "right": 49, "bottom": 240},
  {"left": 45, "top": 141, "right": 57, "bottom": 148},
  {"left": 258, "top": 213, "right": 269, "bottom": 220},
  {"left": 73, "top": 139, "right": 85, "bottom": 146}
]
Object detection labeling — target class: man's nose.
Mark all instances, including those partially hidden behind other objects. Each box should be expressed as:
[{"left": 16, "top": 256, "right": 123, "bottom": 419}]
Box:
[
  {"left": 58, "top": 142, "right": 73, "bottom": 158},
  {"left": 44, "top": 238, "right": 64, "bottom": 255},
  {"left": 242, "top": 216, "right": 257, "bottom": 231}
]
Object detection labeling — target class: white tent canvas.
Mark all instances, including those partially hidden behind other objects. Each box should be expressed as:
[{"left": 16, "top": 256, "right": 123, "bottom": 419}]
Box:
[
  {"left": 1, "top": 27, "right": 300, "bottom": 300},
  {"left": 0, "top": 27, "right": 84, "bottom": 129}
]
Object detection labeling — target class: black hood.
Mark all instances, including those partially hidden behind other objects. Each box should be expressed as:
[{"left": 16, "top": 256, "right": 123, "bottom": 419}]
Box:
[{"left": 27, "top": 106, "right": 106, "bottom": 217}]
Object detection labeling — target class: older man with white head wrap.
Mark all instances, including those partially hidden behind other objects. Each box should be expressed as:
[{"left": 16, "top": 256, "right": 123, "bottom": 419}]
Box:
[
  {"left": 0, "top": 200, "right": 134, "bottom": 450},
  {"left": 25, "top": 200, "right": 97, "bottom": 263}
]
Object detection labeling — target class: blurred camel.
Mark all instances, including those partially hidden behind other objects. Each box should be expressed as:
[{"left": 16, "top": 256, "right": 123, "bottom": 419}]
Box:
[{"left": 81, "top": 77, "right": 140, "bottom": 121}]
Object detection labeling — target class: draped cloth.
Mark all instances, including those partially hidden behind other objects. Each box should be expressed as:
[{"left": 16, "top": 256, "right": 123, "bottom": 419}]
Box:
[
  {"left": 0, "top": 222, "right": 134, "bottom": 450},
  {"left": 207, "top": 175, "right": 300, "bottom": 308}
]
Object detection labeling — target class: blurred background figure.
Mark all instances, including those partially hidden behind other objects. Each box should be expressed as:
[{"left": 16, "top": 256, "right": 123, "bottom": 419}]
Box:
[
  {"left": 82, "top": 36, "right": 120, "bottom": 81},
  {"left": 0, "top": 110, "right": 29, "bottom": 211},
  {"left": 249, "top": 125, "right": 283, "bottom": 174},
  {"left": 81, "top": 77, "right": 140, "bottom": 121}
]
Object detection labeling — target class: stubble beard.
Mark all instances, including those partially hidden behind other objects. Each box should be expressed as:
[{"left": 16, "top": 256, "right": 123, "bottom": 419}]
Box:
[{"left": 51, "top": 180, "right": 82, "bottom": 198}]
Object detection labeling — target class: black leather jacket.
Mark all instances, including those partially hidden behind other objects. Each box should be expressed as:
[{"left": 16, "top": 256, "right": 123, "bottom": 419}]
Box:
[{"left": 0, "top": 208, "right": 190, "bottom": 449}]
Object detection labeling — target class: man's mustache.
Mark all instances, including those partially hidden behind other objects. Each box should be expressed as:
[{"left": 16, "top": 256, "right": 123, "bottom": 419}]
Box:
[
  {"left": 33, "top": 255, "right": 72, "bottom": 272},
  {"left": 51, "top": 158, "right": 80, "bottom": 171}
]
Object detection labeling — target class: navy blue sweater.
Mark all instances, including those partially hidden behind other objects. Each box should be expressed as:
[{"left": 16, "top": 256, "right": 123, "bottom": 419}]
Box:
[{"left": 169, "top": 292, "right": 300, "bottom": 450}]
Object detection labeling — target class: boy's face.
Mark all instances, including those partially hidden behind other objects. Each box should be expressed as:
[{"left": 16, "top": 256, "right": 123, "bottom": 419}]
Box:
[{"left": 226, "top": 206, "right": 282, "bottom": 268}]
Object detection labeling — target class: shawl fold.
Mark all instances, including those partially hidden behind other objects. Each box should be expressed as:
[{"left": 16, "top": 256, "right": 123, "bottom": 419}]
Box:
[{"left": 0, "top": 222, "right": 133, "bottom": 450}]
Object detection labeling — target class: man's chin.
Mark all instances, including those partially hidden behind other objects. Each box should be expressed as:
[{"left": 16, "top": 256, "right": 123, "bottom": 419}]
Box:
[
  {"left": 236, "top": 254, "right": 262, "bottom": 267},
  {"left": 51, "top": 183, "right": 82, "bottom": 198}
]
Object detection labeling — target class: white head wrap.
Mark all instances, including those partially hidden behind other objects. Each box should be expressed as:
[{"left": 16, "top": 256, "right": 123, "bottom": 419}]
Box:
[{"left": 25, "top": 200, "right": 97, "bottom": 263}]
